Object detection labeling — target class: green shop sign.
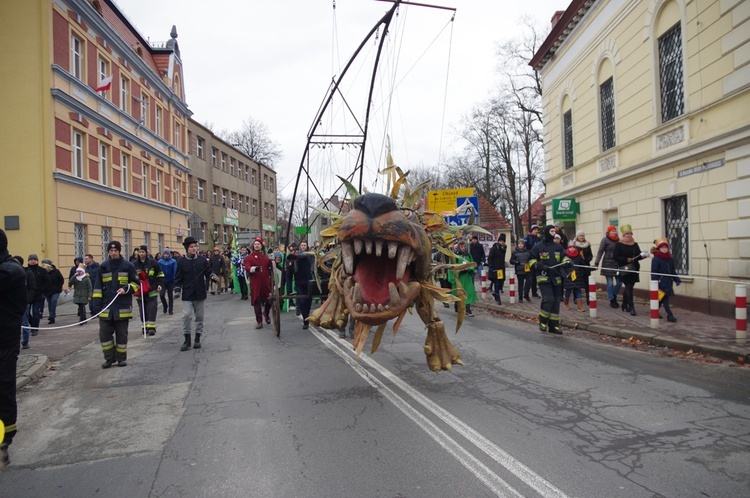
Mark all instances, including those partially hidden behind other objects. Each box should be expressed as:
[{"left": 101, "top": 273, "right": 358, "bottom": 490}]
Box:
[
  {"left": 295, "top": 225, "right": 310, "bottom": 235},
  {"left": 552, "top": 198, "right": 579, "bottom": 221}
]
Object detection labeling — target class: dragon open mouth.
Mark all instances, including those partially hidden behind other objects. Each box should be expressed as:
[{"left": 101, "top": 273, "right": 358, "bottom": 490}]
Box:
[{"left": 338, "top": 237, "right": 422, "bottom": 324}]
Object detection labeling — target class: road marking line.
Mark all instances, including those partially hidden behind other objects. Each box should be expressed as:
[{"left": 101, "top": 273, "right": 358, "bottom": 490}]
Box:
[
  {"left": 312, "top": 328, "right": 524, "bottom": 497},
  {"left": 316, "top": 327, "right": 570, "bottom": 498}
]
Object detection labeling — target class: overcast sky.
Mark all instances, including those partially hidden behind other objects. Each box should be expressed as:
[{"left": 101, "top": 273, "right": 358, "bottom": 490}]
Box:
[{"left": 115, "top": 0, "right": 566, "bottom": 197}]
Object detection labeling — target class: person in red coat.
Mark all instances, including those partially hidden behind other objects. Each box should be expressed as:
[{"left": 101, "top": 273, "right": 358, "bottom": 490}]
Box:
[{"left": 243, "top": 238, "right": 273, "bottom": 329}]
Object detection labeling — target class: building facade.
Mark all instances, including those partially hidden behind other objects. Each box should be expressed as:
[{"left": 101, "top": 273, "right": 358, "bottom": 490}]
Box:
[
  {"left": 187, "top": 119, "right": 277, "bottom": 252},
  {"left": 531, "top": 0, "right": 750, "bottom": 311},
  {"left": 1, "top": 0, "right": 191, "bottom": 264}
]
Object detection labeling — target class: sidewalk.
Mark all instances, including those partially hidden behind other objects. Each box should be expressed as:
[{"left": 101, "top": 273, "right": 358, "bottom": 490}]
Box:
[
  {"left": 473, "top": 289, "right": 750, "bottom": 363},
  {"left": 17, "top": 287, "right": 750, "bottom": 386}
]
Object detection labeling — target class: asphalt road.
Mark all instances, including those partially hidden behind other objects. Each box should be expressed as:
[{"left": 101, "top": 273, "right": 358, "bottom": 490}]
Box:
[{"left": 1, "top": 294, "right": 749, "bottom": 497}]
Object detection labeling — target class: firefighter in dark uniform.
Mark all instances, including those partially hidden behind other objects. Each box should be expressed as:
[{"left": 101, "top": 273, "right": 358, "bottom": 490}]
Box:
[
  {"left": 133, "top": 245, "right": 164, "bottom": 336},
  {"left": 529, "top": 225, "right": 572, "bottom": 335},
  {"left": 91, "top": 241, "right": 139, "bottom": 368}
]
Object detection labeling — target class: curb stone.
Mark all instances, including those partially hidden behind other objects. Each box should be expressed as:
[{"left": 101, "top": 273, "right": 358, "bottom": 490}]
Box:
[{"left": 17, "top": 354, "right": 49, "bottom": 389}]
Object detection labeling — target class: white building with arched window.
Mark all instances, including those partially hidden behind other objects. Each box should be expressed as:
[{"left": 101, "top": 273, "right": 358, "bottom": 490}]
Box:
[{"left": 531, "top": 0, "right": 750, "bottom": 315}]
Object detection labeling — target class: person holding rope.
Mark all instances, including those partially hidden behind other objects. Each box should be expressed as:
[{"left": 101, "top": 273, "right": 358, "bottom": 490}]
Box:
[
  {"left": 594, "top": 225, "right": 623, "bottom": 308},
  {"left": 0, "top": 229, "right": 28, "bottom": 468},
  {"left": 91, "top": 241, "right": 139, "bottom": 369},
  {"left": 651, "top": 238, "right": 681, "bottom": 322},
  {"left": 175, "top": 237, "right": 218, "bottom": 351},
  {"left": 529, "top": 225, "right": 572, "bottom": 334},
  {"left": 613, "top": 225, "right": 649, "bottom": 316},
  {"left": 133, "top": 245, "right": 164, "bottom": 336},
  {"left": 68, "top": 264, "right": 92, "bottom": 326}
]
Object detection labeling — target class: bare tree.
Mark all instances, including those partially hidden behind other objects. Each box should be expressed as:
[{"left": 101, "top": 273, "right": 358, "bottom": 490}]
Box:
[
  {"left": 221, "top": 117, "right": 283, "bottom": 167},
  {"left": 277, "top": 194, "right": 308, "bottom": 245}
]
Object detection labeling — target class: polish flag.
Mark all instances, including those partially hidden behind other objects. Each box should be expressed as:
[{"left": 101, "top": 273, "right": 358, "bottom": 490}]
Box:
[{"left": 95, "top": 75, "right": 113, "bottom": 92}]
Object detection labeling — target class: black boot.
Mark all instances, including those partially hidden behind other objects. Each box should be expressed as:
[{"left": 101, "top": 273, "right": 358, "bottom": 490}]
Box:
[
  {"left": 667, "top": 313, "right": 677, "bottom": 322},
  {"left": 0, "top": 442, "right": 10, "bottom": 469},
  {"left": 180, "top": 335, "right": 191, "bottom": 351},
  {"left": 193, "top": 334, "right": 201, "bottom": 349}
]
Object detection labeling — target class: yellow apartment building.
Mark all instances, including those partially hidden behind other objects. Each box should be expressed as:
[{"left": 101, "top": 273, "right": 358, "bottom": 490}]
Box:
[
  {"left": 187, "top": 119, "right": 278, "bottom": 253},
  {"left": 531, "top": 0, "right": 750, "bottom": 314},
  {"left": 0, "top": 0, "right": 191, "bottom": 265}
]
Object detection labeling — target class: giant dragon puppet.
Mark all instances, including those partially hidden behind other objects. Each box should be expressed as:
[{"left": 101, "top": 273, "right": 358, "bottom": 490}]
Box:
[{"left": 307, "top": 165, "right": 491, "bottom": 372}]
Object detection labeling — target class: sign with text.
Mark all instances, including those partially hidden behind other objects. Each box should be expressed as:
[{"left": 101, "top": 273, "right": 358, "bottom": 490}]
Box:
[
  {"left": 552, "top": 198, "right": 579, "bottom": 221},
  {"left": 427, "top": 188, "right": 474, "bottom": 213}
]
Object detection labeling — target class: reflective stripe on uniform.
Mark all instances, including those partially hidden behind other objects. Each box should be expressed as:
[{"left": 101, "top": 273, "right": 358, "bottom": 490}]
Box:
[
  {"left": 115, "top": 344, "right": 127, "bottom": 353},
  {"left": 101, "top": 340, "right": 114, "bottom": 351}
]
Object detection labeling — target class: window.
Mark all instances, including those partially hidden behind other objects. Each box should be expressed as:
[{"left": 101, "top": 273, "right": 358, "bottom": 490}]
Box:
[
  {"left": 156, "top": 170, "right": 163, "bottom": 202},
  {"left": 263, "top": 174, "right": 267, "bottom": 190},
  {"left": 245, "top": 165, "right": 250, "bottom": 181},
  {"left": 263, "top": 202, "right": 269, "bottom": 217},
  {"left": 71, "top": 34, "right": 83, "bottom": 80},
  {"left": 197, "top": 179, "right": 205, "bottom": 201},
  {"left": 245, "top": 197, "right": 249, "bottom": 213},
  {"left": 120, "top": 76, "right": 129, "bottom": 113},
  {"left": 174, "top": 121, "right": 181, "bottom": 149},
  {"left": 99, "top": 143, "right": 108, "bottom": 185},
  {"left": 139, "top": 93, "right": 149, "bottom": 128},
  {"left": 221, "top": 153, "right": 227, "bottom": 171},
  {"left": 269, "top": 178, "right": 274, "bottom": 193},
  {"left": 212, "top": 186, "right": 218, "bottom": 205},
  {"left": 158, "top": 233, "right": 164, "bottom": 255},
  {"left": 222, "top": 227, "right": 228, "bottom": 245},
  {"left": 155, "top": 106, "right": 162, "bottom": 136},
  {"left": 238, "top": 162, "right": 244, "bottom": 180},
  {"left": 123, "top": 229, "right": 131, "bottom": 258},
  {"left": 251, "top": 168, "right": 256, "bottom": 185},
  {"left": 143, "top": 165, "right": 149, "bottom": 199},
  {"left": 98, "top": 57, "right": 109, "bottom": 97},
  {"left": 197, "top": 137, "right": 204, "bottom": 158},
  {"left": 101, "top": 227, "right": 111, "bottom": 261},
  {"left": 659, "top": 23, "right": 684, "bottom": 123},
  {"left": 230, "top": 158, "right": 235, "bottom": 176},
  {"left": 252, "top": 199, "right": 257, "bottom": 216},
  {"left": 74, "top": 223, "right": 86, "bottom": 258},
  {"left": 72, "top": 130, "right": 84, "bottom": 178},
  {"left": 563, "top": 110, "right": 573, "bottom": 169},
  {"left": 211, "top": 148, "right": 217, "bottom": 167},
  {"left": 600, "top": 77, "right": 615, "bottom": 151},
  {"left": 199, "top": 223, "right": 207, "bottom": 243},
  {"left": 121, "top": 153, "right": 129, "bottom": 192},
  {"left": 144, "top": 232, "right": 151, "bottom": 250},
  {"left": 664, "top": 195, "right": 689, "bottom": 274},
  {"left": 221, "top": 189, "right": 227, "bottom": 207},
  {"left": 230, "top": 192, "right": 236, "bottom": 209}
]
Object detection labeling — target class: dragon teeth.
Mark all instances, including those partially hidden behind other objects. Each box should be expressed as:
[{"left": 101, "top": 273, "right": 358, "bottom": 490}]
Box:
[
  {"left": 387, "top": 241, "right": 398, "bottom": 259},
  {"left": 388, "top": 282, "right": 400, "bottom": 306},
  {"left": 342, "top": 242, "right": 354, "bottom": 275},
  {"left": 398, "top": 282, "right": 409, "bottom": 296},
  {"left": 376, "top": 303, "right": 384, "bottom": 312},
  {"left": 362, "top": 303, "right": 369, "bottom": 313},
  {"left": 396, "top": 245, "right": 411, "bottom": 280},
  {"left": 353, "top": 282, "right": 362, "bottom": 303},
  {"left": 364, "top": 239, "right": 373, "bottom": 254},
  {"left": 375, "top": 240, "right": 384, "bottom": 257},
  {"left": 355, "top": 303, "right": 362, "bottom": 312},
  {"left": 353, "top": 239, "right": 364, "bottom": 255}
]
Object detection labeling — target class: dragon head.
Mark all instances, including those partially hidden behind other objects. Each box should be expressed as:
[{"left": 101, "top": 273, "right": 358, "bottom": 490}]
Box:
[{"left": 336, "top": 193, "right": 430, "bottom": 326}]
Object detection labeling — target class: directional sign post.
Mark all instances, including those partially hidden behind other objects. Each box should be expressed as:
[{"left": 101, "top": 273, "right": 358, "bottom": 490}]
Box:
[{"left": 445, "top": 196, "right": 479, "bottom": 226}]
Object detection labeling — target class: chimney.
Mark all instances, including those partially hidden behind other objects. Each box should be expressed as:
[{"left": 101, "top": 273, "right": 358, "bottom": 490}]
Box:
[{"left": 551, "top": 10, "right": 566, "bottom": 29}]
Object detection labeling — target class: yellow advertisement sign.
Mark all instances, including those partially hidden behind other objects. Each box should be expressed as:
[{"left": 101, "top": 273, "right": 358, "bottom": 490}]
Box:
[{"left": 427, "top": 188, "right": 474, "bottom": 213}]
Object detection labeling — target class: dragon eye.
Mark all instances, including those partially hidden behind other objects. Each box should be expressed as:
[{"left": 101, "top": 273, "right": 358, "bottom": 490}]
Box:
[{"left": 400, "top": 208, "right": 416, "bottom": 220}]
